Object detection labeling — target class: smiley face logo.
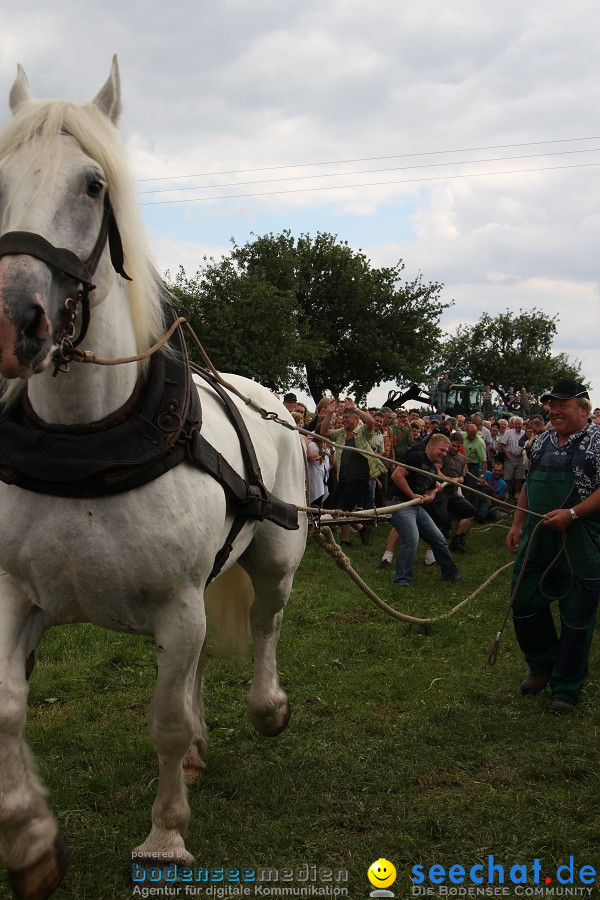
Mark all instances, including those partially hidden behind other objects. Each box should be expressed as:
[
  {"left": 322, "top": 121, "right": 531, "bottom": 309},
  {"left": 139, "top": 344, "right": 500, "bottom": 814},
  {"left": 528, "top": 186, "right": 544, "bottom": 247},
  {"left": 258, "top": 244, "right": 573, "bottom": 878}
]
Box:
[{"left": 368, "top": 858, "right": 397, "bottom": 889}]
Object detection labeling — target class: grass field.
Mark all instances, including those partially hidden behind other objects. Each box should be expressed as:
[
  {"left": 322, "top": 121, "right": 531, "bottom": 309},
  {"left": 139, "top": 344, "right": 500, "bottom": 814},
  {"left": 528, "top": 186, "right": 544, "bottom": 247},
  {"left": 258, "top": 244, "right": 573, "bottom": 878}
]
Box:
[{"left": 1, "top": 520, "right": 599, "bottom": 899}]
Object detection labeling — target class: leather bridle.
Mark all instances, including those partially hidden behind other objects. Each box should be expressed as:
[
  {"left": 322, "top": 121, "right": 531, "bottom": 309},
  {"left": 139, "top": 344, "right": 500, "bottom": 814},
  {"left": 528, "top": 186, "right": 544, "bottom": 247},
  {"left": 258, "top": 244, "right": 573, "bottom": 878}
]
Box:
[{"left": 0, "top": 196, "right": 130, "bottom": 373}]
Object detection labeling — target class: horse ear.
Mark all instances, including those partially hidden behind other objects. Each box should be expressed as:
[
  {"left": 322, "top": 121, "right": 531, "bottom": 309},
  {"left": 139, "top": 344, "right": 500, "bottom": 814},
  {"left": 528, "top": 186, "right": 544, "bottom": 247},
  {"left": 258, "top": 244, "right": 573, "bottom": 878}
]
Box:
[
  {"left": 92, "top": 55, "right": 122, "bottom": 124},
  {"left": 9, "top": 64, "right": 31, "bottom": 114}
]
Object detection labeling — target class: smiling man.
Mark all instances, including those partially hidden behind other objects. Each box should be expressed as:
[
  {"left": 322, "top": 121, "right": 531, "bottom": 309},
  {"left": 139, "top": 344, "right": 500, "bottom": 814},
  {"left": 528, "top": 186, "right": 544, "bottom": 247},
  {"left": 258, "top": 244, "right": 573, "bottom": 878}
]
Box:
[{"left": 506, "top": 381, "right": 600, "bottom": 715}]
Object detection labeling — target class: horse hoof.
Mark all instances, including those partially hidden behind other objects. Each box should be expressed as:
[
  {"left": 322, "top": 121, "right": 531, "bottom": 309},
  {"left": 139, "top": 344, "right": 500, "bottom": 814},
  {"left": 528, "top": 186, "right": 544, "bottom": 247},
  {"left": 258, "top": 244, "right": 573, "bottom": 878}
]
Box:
[
  {"left": 249, "top": 699, "right": 291, "bottom": 737},
  {"left": 8, "top": 835, "right": 68, "bottom": 900}
]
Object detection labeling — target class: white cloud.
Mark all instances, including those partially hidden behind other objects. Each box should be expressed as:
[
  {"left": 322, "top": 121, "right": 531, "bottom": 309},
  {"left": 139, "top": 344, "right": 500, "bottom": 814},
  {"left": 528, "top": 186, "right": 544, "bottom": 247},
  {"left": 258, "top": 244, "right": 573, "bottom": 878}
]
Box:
[{"left": 1, "top": 0, "right": 600, "bottom": 406}]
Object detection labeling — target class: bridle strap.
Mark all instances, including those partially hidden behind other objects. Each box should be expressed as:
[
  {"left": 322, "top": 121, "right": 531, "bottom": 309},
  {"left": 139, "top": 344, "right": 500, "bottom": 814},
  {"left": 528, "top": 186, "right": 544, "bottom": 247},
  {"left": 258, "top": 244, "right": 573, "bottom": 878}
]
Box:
[
  {"left": 0, "top": 196, "right": 130, "bottom": 286},
  {"left": 0, "top": 196, "right": 131, "bottom": 372},
  {"left": 0, "top": 229, "right": 95, "bottom": 286},
  {"left": 82, "top": 196, "right": 111, "bottom": 279}
]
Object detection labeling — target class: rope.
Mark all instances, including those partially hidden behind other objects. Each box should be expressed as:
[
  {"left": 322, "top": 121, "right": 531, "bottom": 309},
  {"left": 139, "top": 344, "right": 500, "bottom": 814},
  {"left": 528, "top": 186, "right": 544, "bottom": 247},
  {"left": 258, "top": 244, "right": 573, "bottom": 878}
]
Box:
[
  {"left": 312, "top": 526, "right": 513, "bottom": 626},
  {"left": 70, "top": 316, "right": 188, "bottom": 366},
  {"left": 298, "top": 497, "right": 423, "bottom": 525}
]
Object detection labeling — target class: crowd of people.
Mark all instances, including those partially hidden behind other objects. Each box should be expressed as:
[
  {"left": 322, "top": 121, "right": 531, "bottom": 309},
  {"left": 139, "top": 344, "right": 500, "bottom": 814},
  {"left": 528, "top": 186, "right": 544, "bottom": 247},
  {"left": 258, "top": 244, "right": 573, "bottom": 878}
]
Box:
[
  {"left": 280, "top": 390, "right": 537, "bottom": 582},
  {"left": 280, "top": 380, "right": 600, "bottom": 716},
  {"left": 282, "top": 391, "right": 560, "bottom": 523}
]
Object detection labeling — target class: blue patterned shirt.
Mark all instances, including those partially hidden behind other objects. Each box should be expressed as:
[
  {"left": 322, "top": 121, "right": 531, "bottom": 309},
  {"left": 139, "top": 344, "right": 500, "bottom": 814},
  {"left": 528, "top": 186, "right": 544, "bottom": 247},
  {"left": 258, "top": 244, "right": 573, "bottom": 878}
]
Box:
[{"left": 527, "top": 423, "right": 600, "bottom": 503}]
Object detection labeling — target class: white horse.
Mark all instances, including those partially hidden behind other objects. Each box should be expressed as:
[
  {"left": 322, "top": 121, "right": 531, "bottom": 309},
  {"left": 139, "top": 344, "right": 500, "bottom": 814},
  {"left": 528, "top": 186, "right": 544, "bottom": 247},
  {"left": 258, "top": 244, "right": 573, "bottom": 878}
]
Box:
[{"left": 0, "top": 59, "right": 307, "bottom": 899}]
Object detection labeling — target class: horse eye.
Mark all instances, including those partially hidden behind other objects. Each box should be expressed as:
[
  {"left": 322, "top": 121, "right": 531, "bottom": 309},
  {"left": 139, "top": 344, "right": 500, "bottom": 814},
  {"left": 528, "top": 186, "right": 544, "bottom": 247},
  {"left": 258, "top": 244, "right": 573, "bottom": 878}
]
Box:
[{"left": 86, "top": 179, "right": 104, "bottom": 198}]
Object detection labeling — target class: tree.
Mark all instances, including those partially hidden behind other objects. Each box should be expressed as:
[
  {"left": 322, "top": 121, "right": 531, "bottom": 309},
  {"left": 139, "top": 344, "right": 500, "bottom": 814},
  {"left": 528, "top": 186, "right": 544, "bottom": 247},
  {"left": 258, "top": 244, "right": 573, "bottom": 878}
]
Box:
[
  {"left": 437, "top": 309, "right": 584, "bottom": 400},
  {"left": 168, "top": 231, "right": 450, "bottom": 404},
  {"left": 168, "top": 251, "right": 308, "bottom": 392}
]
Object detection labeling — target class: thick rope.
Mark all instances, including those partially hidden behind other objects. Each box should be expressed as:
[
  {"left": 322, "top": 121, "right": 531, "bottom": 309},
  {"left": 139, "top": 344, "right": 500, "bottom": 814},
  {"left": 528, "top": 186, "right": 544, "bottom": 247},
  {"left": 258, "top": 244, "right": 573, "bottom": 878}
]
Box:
[
  {"left": 298, "top": 497, "right": 423, "bottom": 525},
  {"left": 312, "top": 525, "right": 513, "bottom": 626}
]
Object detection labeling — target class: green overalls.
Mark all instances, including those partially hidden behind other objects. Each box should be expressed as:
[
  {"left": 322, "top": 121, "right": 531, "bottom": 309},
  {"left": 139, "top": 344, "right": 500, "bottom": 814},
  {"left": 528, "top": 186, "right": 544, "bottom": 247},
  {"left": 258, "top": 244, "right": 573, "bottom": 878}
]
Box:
[{"left": 511, "top": 437, "right": 600, "bottom": 705}]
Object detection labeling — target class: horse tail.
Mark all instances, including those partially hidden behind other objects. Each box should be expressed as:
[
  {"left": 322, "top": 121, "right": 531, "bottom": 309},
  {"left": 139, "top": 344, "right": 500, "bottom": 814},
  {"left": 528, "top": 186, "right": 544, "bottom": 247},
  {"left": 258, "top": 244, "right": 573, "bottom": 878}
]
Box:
[{"left": 204, "top": 563, "right": 253, "bottom": 656}]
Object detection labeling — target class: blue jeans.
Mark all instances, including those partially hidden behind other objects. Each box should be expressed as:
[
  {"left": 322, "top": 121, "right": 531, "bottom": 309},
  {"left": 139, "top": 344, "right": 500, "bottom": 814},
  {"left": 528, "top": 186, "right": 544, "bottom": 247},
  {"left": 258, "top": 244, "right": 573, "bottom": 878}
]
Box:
[{"left": 390, "top": 505, "right": 459, "bottom": 585}]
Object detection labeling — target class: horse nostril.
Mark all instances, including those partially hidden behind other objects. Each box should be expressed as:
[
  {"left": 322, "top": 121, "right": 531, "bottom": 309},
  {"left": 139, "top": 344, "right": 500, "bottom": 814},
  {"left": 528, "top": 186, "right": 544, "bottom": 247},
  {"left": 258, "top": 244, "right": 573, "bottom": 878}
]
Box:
[{"left": 22, "top": 303, "right": 52, "bottom": 342}]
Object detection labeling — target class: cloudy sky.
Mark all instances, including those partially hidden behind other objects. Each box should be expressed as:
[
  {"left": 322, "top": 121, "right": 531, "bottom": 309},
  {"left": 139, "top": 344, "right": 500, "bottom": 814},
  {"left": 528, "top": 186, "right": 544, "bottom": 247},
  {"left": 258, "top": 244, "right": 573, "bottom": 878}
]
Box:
[{"left": 2, "top": 0, "right": 599, "bottom": 408}]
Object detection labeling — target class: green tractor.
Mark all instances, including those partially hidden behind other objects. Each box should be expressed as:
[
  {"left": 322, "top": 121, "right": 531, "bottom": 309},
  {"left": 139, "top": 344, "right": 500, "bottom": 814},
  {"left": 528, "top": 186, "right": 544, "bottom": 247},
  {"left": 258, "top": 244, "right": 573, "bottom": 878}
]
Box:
[
  {"left": 445, "top": 383, "right": 485, "bottom": 416},
  {"left": 385, "top": 382, "right": 489, "bottom": 417}
]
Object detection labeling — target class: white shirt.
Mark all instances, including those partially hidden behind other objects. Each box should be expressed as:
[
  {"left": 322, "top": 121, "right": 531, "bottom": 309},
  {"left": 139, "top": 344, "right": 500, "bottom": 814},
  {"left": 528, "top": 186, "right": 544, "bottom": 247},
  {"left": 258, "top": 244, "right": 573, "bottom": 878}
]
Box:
[{"left": 499, "top": 427, "right": 525, "bottom": 457}]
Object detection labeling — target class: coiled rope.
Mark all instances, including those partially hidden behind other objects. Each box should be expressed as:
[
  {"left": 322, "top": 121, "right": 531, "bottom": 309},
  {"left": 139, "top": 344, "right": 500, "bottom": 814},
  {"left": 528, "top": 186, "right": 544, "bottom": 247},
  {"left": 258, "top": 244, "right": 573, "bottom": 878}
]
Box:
[{"left": 313, "top": 525, "right": 514, "bottom": 627}]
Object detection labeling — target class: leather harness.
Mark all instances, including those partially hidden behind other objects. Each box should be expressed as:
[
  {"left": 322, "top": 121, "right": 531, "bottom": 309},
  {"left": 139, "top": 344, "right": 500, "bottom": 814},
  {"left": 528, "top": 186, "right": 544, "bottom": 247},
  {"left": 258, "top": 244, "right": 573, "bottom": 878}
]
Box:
[{"left": 0, "top": 198, "right": 299, "bottom": 583}]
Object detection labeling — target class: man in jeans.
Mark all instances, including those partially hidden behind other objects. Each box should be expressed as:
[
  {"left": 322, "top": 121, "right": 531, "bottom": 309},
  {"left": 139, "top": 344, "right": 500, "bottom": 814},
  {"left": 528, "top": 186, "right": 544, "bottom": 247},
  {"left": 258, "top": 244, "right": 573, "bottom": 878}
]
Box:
[{"left": 388, "top": 433, "right": 461, "bottom": 587}]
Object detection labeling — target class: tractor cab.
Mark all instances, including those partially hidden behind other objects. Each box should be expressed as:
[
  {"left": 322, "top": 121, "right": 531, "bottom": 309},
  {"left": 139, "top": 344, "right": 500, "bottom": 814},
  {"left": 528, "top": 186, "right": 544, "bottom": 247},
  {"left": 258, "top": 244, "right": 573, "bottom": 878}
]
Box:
[{"left": 446, "top": 384, "right": 483, "bottom": 416}]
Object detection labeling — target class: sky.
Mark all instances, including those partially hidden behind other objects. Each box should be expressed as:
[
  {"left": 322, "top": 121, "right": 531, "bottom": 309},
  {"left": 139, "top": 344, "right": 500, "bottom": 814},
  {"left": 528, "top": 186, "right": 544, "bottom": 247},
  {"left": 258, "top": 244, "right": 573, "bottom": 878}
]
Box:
[{"left": 1, "top": 0, "right": 599, "bottom": 409}]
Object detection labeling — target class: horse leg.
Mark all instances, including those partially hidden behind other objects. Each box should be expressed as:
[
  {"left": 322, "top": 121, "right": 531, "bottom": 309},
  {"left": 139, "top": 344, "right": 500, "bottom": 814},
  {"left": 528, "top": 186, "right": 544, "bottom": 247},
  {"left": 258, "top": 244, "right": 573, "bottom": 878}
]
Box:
[
  {"left": 0, "top": 581, "right": 67, "bottom": 900},
  {"left": 133, "top": 592, "right": 204, "bottom": 865},
  {"left": 240, "top": 555, "right": 294, "bottom": 737},
  {"left": 182, "top": 640, "right": 208, "bottom": 785}
]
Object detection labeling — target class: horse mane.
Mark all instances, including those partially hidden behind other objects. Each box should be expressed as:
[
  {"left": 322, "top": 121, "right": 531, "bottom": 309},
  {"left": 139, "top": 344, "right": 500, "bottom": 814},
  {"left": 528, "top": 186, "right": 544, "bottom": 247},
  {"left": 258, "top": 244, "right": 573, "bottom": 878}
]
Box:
[{"left": 0, "top": 97, "right": 170, "bottom": 362}]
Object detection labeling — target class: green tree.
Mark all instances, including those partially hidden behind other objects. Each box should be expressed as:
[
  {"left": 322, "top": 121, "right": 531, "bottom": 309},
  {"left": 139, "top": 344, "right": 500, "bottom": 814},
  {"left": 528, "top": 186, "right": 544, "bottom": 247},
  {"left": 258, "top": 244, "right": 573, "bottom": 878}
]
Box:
[
  {"left": 438, "top": 309, "right": 583, "bottom": 399},
  {"left": 168, "top": 231, "right": 450, "bottom": 404},
  {"left": 167, "top": 250, "right": 309, "bottom": 392}
]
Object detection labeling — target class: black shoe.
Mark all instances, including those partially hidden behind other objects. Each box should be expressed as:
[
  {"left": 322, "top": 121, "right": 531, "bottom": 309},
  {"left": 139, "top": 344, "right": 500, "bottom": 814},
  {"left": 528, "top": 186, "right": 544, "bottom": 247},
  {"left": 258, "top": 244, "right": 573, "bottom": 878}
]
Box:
[
  {"left": 341, "top": 540, "right": 351, "bottom": 547},
  {"left": 450, "top": 535, "right": 467, "bottom": 553},
  {"left": 520, "top": 673, "right": 550, "bottom": 695},
  {"left": 359, "top": 526, "right": 372, "bottom": 546},
  {"left": 550, "top": 698, "right": 575, "bottom": 716},
  {"left": 442, "top": 572, "right": 461, "bottom": 583}
]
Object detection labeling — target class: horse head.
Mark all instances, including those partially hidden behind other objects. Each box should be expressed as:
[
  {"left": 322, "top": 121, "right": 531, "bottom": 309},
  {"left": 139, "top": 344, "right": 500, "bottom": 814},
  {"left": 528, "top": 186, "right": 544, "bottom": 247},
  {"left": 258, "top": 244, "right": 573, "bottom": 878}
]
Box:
[{"left": 0, "top": 57, "right": 155, "bottom": 382}]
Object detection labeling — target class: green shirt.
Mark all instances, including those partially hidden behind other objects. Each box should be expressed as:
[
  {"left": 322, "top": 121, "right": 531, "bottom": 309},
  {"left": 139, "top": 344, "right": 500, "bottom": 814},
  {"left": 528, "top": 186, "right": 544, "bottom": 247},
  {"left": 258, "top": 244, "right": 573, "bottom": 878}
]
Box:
[
  {"left": 463, "top": 434, "right": 487, "bottom": 466},
  {"left": 394, "top": 424, "right": 411, "bottom": 459}
]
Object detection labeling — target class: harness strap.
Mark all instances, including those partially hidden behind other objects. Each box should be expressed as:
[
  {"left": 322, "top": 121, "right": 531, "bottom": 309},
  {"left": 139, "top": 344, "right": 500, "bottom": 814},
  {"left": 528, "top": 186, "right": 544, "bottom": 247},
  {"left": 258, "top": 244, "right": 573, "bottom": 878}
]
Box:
[
  {"left": 207, "top": 513, "right": 248, "bottom": 585},
  {"left": 192, "top": 368, "right": 266, "bottom": 491},
  {"left": 187, "top": 429, "right": 299, "bottom": 531}
]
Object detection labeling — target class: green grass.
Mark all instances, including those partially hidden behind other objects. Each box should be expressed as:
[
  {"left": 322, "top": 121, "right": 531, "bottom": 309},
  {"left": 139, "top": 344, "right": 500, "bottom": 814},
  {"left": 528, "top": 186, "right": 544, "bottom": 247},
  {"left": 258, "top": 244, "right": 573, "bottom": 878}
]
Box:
[{"left": 1, "top": 521, "right": 599, "bottom": 899}]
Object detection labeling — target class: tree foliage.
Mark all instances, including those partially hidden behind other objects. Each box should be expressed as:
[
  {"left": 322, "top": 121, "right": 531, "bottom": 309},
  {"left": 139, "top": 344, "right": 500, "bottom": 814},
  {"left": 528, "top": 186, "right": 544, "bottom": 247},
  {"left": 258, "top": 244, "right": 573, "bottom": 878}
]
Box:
[
  {"left": 438, "top": 309, "right": 583, "bottom": 399},
  {"left": 167, "top": 231, "right": 449, "bottom": 404}
]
